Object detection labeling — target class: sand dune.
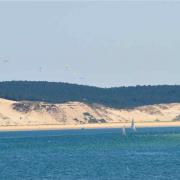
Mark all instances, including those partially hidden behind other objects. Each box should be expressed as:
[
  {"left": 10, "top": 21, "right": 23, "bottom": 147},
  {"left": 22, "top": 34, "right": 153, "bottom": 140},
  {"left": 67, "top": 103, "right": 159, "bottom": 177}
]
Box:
[{"left": 1, "top": 98, "right": 180, "bottom": 130}]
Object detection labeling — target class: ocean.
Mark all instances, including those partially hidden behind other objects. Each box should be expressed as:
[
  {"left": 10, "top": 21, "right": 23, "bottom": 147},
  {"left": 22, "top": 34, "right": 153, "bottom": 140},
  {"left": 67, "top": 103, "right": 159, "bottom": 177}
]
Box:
[{"left": 0, "top": 127, "right": 180, "bottom": 180}]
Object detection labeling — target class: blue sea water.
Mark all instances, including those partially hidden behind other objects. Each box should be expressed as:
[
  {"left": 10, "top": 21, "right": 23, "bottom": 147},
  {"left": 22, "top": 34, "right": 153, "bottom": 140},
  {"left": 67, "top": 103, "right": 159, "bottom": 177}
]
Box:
[{"left": 0, "top": 127, "right": 180, "bottom": 180}]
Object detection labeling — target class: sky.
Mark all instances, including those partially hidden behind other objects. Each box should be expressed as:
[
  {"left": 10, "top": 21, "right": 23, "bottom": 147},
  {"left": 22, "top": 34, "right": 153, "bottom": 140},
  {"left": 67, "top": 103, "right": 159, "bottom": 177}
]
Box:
[{"left": 0, "top": 1, "right": 180, "bottom": 87}]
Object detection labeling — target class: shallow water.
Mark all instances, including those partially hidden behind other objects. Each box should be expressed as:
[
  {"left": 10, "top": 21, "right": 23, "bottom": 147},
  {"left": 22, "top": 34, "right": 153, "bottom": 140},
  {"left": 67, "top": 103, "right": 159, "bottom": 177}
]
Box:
[{"left": 0, "top": 127, "right": 180, "bottom": 180}]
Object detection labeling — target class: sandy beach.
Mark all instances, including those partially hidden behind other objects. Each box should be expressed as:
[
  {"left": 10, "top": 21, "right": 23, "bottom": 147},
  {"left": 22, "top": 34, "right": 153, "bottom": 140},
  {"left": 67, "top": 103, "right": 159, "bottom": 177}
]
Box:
[{"left": 0, "top": 121, "right": 180, "bottom": 131}]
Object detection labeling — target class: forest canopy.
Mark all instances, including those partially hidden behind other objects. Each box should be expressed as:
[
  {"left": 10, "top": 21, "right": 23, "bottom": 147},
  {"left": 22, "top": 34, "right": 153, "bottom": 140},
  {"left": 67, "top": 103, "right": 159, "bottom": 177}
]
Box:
[{"left": 0, "top": 81, "right": 180, "bottom": 108}]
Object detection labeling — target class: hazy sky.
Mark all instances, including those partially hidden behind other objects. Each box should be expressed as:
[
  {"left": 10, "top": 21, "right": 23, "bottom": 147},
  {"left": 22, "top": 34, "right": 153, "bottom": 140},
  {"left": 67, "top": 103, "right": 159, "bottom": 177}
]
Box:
[{"left": 0, "top": 1, "right": 180, "bottom": 87}]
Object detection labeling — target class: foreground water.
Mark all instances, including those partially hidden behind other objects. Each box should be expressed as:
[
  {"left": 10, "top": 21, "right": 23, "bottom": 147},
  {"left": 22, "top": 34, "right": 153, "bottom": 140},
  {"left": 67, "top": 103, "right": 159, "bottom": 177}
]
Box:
[{"left": 0, "top": 127, "right": 180, "bottom": 180}]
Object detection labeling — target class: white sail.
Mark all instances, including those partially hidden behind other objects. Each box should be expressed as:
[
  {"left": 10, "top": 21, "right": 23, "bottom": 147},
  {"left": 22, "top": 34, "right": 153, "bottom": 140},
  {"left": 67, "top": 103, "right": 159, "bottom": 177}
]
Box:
[
  {"left": 122, "top": 125, "right": 126, "bottom": 136},
  {"left": 131, "top": 119, "right": 137, "bottom": 132}
]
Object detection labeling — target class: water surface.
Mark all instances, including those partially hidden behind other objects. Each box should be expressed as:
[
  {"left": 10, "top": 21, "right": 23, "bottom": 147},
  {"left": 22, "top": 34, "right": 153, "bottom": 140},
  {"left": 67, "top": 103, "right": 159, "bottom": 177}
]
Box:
[{"left": 0, "top": 127, "right": 180, "bottom": 180}]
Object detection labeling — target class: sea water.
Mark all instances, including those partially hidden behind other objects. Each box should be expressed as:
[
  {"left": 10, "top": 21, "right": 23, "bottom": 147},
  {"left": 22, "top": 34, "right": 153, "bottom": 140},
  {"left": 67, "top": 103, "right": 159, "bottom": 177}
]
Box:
[{"left": 0, "top": 127, "right": 180, "bottom": 180}]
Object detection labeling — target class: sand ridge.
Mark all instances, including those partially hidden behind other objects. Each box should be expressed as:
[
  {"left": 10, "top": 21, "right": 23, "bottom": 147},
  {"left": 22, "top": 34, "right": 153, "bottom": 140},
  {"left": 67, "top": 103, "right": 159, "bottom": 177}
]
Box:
[{"left": 0, "top": 98, "right": 180, "bottom": 130}]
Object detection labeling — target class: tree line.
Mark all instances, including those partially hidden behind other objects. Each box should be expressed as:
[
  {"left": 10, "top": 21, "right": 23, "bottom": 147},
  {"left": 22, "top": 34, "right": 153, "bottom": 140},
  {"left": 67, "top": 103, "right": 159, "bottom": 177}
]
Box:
[{"left": 0, "top": 81, "right": 180, "bottom": 108}]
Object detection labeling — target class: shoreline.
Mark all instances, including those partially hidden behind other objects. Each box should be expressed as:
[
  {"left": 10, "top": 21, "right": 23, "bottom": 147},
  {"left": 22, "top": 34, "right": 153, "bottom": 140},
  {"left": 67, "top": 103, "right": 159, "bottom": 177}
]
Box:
[{"left": 0, "top": 121, "right": 180, "bottom": 132}]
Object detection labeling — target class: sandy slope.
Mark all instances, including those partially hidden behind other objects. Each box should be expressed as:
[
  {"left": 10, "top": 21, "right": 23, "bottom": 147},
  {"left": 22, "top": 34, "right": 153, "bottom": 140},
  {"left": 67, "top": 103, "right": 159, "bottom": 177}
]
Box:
[{"left": 0, "top": 98, "right": 180, "bottom": 130}]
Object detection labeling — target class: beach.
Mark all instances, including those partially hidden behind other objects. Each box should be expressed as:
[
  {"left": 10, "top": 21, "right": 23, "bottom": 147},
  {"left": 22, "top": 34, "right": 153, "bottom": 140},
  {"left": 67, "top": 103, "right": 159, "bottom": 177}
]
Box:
[{"left": 1, "top": 121, "right": 180, "bottom": 131}]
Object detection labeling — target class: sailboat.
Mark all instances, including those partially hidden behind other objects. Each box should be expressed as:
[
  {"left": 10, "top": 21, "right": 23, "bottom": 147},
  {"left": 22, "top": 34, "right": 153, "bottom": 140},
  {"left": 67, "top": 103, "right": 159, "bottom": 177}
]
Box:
[
  {"left": 121, "top": 125, "right": 126, "bottom": 136},
  {"left": 131, "top": 118, "right": 137, "bottom": 132}
]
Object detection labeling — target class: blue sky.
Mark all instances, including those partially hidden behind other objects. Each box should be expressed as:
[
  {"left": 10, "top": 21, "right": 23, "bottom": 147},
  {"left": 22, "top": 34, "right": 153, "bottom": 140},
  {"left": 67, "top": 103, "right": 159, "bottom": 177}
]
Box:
[{"left": 0, "top": 1, "right": 180, "bottom": 87}]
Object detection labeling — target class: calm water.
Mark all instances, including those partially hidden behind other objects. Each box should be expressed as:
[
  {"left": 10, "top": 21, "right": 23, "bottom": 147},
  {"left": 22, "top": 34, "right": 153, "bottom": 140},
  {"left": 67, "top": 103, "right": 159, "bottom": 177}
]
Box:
[{"left": 0, "top": 127, "right": 180, "bottom": 180}]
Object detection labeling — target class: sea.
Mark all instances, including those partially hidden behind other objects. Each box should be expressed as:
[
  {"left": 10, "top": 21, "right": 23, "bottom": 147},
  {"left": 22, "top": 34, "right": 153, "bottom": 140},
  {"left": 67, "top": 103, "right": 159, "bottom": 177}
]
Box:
[{"left": 0, "top": 127, "right": 180, "bottom": 180}]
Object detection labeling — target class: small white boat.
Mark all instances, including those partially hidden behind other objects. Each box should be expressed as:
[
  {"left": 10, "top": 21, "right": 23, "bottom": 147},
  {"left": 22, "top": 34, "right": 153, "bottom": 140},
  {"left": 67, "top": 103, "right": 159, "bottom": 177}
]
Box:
[
  {"left": 131, "top": 118, "right": 137, "bottom": 132},
  {"left": 122, "top": 125, "right": 126, "bottom": 136}
]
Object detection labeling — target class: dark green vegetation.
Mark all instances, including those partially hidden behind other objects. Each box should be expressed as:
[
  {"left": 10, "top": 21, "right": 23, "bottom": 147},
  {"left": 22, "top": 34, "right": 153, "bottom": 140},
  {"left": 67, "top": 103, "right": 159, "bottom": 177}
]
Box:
[
  {"left": 83, "top": 112, "right": 106, "bottom": 123},
  {"left": 0, "top": 81, "right": 180, "bottom": 108}
]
